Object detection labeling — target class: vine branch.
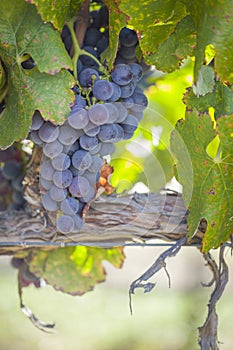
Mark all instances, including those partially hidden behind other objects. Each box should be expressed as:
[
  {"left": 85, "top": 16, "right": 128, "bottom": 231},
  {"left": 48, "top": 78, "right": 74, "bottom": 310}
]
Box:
[
  {"left": 0, "top": 191, "right": 200, "bottom": 255},
  {"left": 198, "top": 247, "right": 229, "bottom": 350},
  {"left": 128, "top": 236, "right": 187, "bottom": 314}
]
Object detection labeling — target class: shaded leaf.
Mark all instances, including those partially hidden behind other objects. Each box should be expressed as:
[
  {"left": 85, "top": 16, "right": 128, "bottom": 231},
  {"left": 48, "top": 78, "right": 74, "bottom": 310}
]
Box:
[
  {"left": 187, "top": 0, "right": 233, "bottom": 83},
  {"left": 184, "top": 83, "right": 233, "bottom": 118},
  {"left": 26, "top": 0, "right": 83, "bottom": 31},
  {"left": 148, "top": 16, "right": 196, "bottom": 72},
  {"left": 171, "top": 110, "right": 233, "bottom": 252},
  {"left": 29, "top": 246, "right": 125, "bottom": 296}
]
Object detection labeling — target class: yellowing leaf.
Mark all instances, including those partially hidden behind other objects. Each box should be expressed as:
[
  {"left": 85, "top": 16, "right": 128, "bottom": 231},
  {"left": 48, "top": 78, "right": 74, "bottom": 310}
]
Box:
[{"left": 29, "top": 246, "right": 125, "bottom": 296}]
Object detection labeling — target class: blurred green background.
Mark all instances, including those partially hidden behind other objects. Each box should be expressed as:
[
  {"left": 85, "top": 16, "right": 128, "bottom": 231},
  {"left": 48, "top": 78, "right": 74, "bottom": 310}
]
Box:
[{"left": 1, "top": 59, "right": 233, "bottom": 349}]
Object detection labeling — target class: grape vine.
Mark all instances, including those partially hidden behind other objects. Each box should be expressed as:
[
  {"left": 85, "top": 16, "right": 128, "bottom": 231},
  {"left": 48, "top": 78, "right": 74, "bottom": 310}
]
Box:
[{"left": 0, "top": 0, "right": 232, "bottom": 346}]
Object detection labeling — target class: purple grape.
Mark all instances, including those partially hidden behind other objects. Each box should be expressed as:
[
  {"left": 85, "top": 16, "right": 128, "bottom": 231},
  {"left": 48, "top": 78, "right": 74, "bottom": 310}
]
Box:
[
  {"left": 83, "top": 170, "right": 100, "bottom": 185},
  {"left": 84, "top": 122, "right": 100, "bottom": 136},
  {"left": 79, "top": 134, "right": 99, "bottom": 151},
  {"left": 51, "top": 153, "right": 71, "bottom": 171},
  {"left": 93, "top": 80, "right": 114, "bottom": 101},
  {"left": 30, "top": 111, "right": 44, "bottom": 131},
  {"left": 131, "top": 92, "right": 148, "bottom": 111},
  {"left": 68, "top": 108, "right": 89, "bottom": 130},
  {"left": 60, "top": 197, "right": 79, "bottom": 215},
  {"left": 40, "top": 177, "right": 53, "bottom": 190},
  {"left": 72, "top": 214, "right": 84, "bottom": 232},
  {"left": 69, "top": 175, "right": 92, "bottom": 198},
  {"left": 58, "top": 124, "right": 78, "bottom": 145},
  {"left": 72, "top": 150, "right": 92, "bottom": 171},
  {"left": 98, "top": 124, "right": 122, "bottom": 143},
  {"left": 104, "top": 103, "right": 119, "bottom": 123},
  {"left": 53, "top": 170, "right": 73, "bottom": 188},
  {"left": 129, "top": 63, "right": 143, "bottom": 82},
  {"left": 43, "top": 139, "right": 63, "bottom": 158},
  {"left": 42, "top": 192, "right": 58, "bottom": 211},
  {"left": 120, "top": 81, "right": 136, "bottom": 98},
  {"left": 88, "top": 104, "right": 109, "bottom": 125},
  {"left": 80, "top": 46, "right": 98, "bottom": 66},
  {"left": 120, "top": 114, "right": 138, "bottom": 134},
  {"left": 56, "top": 215, "right": 75, "bottom": 233},
  {"left": 88, "top": 156, "right": 104, "bottom": 173},
  {"left": 107, "top": 82, "right": 121, "bottom": 102},
  {"left": 30, "top": 130, "right": 44, "bottom": 146},
  {"left": 84, "top": 27, "right": 102, "bottom": 47},
  {"left": 119, "top": 45, "right": 136, "bottom": 60},
  {"left": 40, "top": 159, "right": 54, "bottom": 181},
  {"left": 119, "top": 28, "right": 138, "bottom": 47},
  {"left": 50, "top": 185, "right": 67, "bottom": 202},
  {"left": 113, "top": 102, "right": 127, "bottom": 122},
  {"left": 79, "top": 68, "right": 99, "bottom": 87},
  {"left": 38, "top": 122, "right": 59, "bottom": 143},
  {"left": 111, "top": 64, "right": 133, "bottom": 86}
]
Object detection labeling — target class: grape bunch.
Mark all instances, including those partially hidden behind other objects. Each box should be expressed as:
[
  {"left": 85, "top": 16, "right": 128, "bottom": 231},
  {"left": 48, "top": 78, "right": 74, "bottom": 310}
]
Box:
[
  {"left": 29, "top": 3, "right": 148, "bottom": 234},
  {"left": 0, "top": 146, "right": 27, "bottom": 211}
]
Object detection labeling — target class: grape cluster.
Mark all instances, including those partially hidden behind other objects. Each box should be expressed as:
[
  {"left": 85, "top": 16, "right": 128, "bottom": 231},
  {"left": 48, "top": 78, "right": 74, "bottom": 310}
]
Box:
[
  {"left": 30, "top": 3, "right": 148, "bottom": 234},
  {"left": 0, "top": 146, "right": 26, "bottom": 211}
]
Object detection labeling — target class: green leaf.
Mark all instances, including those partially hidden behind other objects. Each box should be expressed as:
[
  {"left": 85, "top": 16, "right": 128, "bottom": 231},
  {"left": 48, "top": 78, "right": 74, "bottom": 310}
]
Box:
[
  {"left": 26, "top": 0, "right": 83, "bottom": 31},
  {"left": 0, "top": 67, "right": 74, "bottom": 148},
  {"left": 0, "top": 0, "right": 75, "bottom": 148},
  {"left": 120, "top": 0, "right": 186, "bottom": 31},
  {"left": 170, "top": 110, "right": 233, "bottom": 252},
  {"left": 187, "top": 0, "right": 233, "bottom": 84},
  {"left": 148, "top": 16, "right": 196, "bottom": 72},
  {"left": 184, "top": 82, "right": 233, "bottom": 117},
  {"left": 29, "top": 246, "right": 125, "bottom": 296},
  {"left": 119, "top": 0, "right": 191, "bottom": 72},
  {"left": 101, "top": 1, "right": 127, "bottom": 69},
  {"left": 0, "top": 1, "right": 73, "bottom": 74}
]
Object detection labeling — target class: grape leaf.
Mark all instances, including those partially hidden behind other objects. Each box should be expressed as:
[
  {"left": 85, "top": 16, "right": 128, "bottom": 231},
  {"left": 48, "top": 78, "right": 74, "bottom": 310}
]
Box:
[
  {"left": 0, "top": 1, "right": 73, "bottom": 74},
  {"left": 146, "top": 16, "right": 196, "bottom": 72},
  {"left": 28, "top": 246, "right": 125, "bottom": 296},
  {"left": 0, "top": 67, "right": 74, "bottom": 148},
  {"left": 26, "top": 0, "right": 83, "bottom": 31},
  {"left": 102, "top": 0, "right": 127, "bottom": 69},
  {"left": 184, "top": 83, "right": 233, "bottom": 117},
  {"left": 187, "top": 0, "right": 233, "bottom": 84},
  {"left": 0, "top": 0, "right": 75, "bottom": 149},
  {"left": 170, "top": 110, "right": 233, "bottom": 252},
  {"left": 119, "top": 0, "right": 192, "bottom": 72}
]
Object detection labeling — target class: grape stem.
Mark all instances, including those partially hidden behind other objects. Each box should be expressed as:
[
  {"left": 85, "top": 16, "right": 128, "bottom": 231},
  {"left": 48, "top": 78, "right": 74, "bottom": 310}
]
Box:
[{"left": 67, "top": 19, "right": 108, "bottom": 80}]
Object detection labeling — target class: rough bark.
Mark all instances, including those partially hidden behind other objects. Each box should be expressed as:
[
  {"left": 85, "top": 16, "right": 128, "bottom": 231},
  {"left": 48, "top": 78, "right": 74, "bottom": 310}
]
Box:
[{"left": 0, "top": 190, "right": 202, "bottom": 254}]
